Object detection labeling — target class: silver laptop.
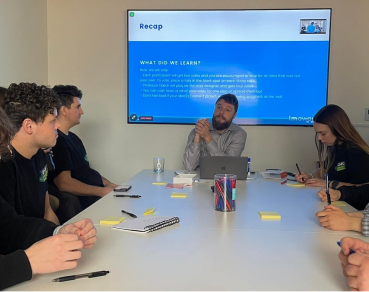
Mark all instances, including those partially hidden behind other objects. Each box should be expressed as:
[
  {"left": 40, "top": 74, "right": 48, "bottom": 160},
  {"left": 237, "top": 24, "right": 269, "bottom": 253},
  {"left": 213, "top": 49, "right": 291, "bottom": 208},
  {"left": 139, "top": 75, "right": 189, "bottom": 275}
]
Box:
[{"left": 199, "top": 156, "right": 248, "bottom": 180}]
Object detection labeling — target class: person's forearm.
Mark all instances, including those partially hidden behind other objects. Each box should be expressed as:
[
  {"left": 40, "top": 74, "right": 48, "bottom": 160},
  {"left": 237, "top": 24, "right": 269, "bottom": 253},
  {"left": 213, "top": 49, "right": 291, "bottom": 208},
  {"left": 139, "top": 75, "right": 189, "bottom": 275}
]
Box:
[
  {"left": 0, "top": 196, "right": 56, "bottom": 254},
  {"left": 336, "top": 182, "right": 365, "bottom": 188},
  {"left": 44, "top": 209, "right": 59, "bottom": 225},
  {"left": 311, "top": 169, "right": 323, "bottom": 179},
  {"left": 194, "top": 132, "right": 200, "bottom": 144},
  {"left": 349, "top": 217, "right": 363, "bottom": 233},
  {"left": 0, "top": 250, "right": 32, "bottom": 290},
  {"left": 203, "top": 134, "right": 212, "bottom": 144},
  {"left": 183, "top": 135, "right": 201, "bottom": 171},
  {"left": 183, "top": 147, "right": 200, "bottom": 171},
  {"left": 44, "top": 193, "right": 59, "bottom": 225},
  {"left": 101, "top": 176, "right": 112, "bottom": 187},
  {"left": 347, "top": 211, "right": 364, "bottom": 218},
  {"left": 56, "top": 177, "right": 104, "bottom": 197},
  {"left": 339, "top": 184, "right": 369, "bottom": 211}
]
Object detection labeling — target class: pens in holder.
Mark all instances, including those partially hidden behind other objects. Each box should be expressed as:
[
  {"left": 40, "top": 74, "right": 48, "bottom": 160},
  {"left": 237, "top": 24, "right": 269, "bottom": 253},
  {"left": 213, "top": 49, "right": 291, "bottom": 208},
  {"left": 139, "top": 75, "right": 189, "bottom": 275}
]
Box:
[
  {"left": 325, "top": 173, "right": 331, "bottom": 205},
  {"left": 121, "top": 210, "right": 137, "bottom": 218},
  {"left": 214, "top": 174, "right": 236, "bottom": 212},
  {"left": 295, "top": 163, "right": 304, "bottom": 182}
]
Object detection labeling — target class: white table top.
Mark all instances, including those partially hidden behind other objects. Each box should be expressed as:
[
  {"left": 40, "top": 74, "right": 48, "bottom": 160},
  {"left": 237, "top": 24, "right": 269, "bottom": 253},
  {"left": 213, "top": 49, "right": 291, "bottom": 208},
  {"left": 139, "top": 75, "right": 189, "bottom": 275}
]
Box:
[{"left": 8, "top": 170, "right": 366, "bottom": 291}]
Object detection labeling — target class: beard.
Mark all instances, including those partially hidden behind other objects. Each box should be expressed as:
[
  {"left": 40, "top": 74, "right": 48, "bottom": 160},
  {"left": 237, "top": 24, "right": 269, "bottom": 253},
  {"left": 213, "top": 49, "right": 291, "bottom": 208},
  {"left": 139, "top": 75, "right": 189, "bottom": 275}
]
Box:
[{"left": 212, "top": 114, "right": 232, "bottom": 131}]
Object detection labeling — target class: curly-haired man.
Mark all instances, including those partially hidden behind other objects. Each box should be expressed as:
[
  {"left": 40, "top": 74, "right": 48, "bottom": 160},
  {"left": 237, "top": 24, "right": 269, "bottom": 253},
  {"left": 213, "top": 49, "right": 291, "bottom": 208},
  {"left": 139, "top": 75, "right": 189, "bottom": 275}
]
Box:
[
  {"left": 0, "top": 82, "right": 61, "bottom": 226},
  {"left": 0, "top": 104, "right": 98, "bottom": 290}
]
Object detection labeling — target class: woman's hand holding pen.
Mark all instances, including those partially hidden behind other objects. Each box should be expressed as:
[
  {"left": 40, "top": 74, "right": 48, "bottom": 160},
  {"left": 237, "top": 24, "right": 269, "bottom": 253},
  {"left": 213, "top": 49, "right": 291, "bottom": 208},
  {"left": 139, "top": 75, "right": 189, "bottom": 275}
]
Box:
[
  {"left": 295, "top": 172, "right": 326, "bottom": 187},
  {"left": 295, "top": 172, "right": 310, "bottom": 183},
  {"left": 317, "top": 188, "right": 341, "bottom": 202}
]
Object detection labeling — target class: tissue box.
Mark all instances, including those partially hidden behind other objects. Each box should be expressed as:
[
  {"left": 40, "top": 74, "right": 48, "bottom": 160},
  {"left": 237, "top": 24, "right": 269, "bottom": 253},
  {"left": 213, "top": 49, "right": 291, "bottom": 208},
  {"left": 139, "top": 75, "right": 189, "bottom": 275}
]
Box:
[{"left": 173, "top": 174, "right": 197, "bottom": 185}]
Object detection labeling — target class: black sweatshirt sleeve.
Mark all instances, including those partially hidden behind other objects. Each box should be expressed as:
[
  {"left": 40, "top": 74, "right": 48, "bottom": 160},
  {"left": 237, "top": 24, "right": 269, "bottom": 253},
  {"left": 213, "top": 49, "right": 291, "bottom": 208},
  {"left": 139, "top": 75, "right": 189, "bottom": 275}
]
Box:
[
  {"left": 0, "top": 194, "right": 57, "bottom": 255},
  {"left": 338, "top": 184, "right": 369, "bottom": 210},
  {"left": 0, "top": 250, "right": 32, "bottom": 290},
  {"left": 346, "top": 147, "right": 369, "bottom": 184}
]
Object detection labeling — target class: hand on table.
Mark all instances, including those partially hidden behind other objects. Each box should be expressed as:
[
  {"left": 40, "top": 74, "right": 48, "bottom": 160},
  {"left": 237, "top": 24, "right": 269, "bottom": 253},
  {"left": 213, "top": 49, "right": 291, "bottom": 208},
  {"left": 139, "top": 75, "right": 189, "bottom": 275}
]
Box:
[
  {"left": 305, "top": 178, "right": 325, "bottom": 187},
  {"left": 25, "top": 234, "right": 83, "bottom": 274},
  {"left": 59, "top": 218, "right": 97, "bottom": 249},
  {"left": 99, "top": 185, "right": 116, "bottom": 197},
  {"left": 316, "top": 205, "right": 355, "bottom": 231},
  {"left": 339, "top": 237, "right": 369, "bottom": 291}
]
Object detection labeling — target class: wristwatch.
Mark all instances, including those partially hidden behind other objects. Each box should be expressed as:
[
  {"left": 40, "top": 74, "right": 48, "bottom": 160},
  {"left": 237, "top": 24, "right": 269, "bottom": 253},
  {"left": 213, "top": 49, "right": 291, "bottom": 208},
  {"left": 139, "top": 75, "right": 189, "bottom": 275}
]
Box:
[{"left": 331, "top": 180, "right": 339, "bottom": 190}]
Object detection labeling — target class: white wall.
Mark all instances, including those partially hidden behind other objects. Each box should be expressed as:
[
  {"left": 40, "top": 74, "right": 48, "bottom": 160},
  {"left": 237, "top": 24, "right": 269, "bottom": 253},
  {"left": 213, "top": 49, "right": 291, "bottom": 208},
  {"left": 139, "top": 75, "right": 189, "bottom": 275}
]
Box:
[
  {"left": 42, "top": 0, "right": 366, "bottom": 183},
  {"left": 0, "top": 0, "right": 48, "bottom": 86}
]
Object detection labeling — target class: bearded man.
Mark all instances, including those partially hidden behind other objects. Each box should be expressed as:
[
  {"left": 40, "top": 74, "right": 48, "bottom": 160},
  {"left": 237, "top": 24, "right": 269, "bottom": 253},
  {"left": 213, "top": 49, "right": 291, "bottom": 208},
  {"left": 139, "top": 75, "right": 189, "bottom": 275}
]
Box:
[{"left": 183, "top": 94, "right": 247, "bottom": 171}]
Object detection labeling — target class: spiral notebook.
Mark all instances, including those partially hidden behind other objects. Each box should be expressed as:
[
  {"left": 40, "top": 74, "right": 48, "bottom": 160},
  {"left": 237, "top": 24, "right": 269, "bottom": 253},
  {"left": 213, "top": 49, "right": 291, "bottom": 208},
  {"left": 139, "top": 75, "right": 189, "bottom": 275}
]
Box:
[{"left": 111, "top": 216, "right": 180, "bottom": 233}]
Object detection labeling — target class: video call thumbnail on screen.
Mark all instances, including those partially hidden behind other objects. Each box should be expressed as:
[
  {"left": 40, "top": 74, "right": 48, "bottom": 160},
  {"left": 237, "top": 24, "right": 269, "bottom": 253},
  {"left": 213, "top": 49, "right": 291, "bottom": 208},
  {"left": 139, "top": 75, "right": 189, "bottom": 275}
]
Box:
[{"left": 127, "top": 9, "right": 331, "bottom": 126}]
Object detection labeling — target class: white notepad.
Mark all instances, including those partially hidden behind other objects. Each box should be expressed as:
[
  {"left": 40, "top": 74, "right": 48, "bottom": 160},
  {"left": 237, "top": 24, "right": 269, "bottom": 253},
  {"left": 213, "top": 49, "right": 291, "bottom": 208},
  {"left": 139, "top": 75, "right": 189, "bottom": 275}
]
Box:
[{"left": 111, "top": 216, "right": 180, "bottom": 233}]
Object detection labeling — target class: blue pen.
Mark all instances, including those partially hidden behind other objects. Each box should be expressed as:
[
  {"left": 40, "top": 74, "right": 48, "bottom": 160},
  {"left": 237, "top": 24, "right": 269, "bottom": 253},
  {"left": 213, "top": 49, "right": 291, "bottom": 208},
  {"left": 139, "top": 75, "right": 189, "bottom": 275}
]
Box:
[
  {"left": 325, "top": 173, "right": 331, "bottom": 205},
  {"left": 337, "top": 241, "right": 355, "bottom": 254}
]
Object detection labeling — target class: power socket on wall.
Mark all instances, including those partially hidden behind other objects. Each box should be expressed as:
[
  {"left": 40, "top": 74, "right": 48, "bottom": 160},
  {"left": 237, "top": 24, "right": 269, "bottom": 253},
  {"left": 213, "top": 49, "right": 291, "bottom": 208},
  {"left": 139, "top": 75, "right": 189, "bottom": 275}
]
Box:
[{"left": 366, "top": 108, "right": 369, "bottom": 121}]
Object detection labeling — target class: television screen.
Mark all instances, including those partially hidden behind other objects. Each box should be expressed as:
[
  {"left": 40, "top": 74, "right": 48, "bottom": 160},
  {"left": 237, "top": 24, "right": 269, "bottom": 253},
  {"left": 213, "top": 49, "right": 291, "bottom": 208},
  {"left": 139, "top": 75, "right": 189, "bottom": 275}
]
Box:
[{"left": 127, "top": 9, "right": 331, "bottom": 125}]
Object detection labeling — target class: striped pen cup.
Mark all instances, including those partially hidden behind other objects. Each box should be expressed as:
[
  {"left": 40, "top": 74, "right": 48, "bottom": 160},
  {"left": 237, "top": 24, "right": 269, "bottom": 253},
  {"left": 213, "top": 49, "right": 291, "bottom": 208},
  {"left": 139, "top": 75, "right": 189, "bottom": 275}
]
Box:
[{"left": 214, "top": 174, "right": 236, "bottom": 212}]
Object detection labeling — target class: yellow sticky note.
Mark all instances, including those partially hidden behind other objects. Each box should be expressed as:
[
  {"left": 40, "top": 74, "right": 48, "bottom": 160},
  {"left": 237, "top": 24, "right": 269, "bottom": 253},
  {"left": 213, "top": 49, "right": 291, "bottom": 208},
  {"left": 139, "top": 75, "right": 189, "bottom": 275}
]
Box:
[
  {"left": 259, "top": 212, "right": 281, "bottom": 220},
  {"left": 152, "top": 182, "right": 167, "bottom": 185},
  {"left": 100, "top": 216, "right": 126, "bottom": 225},
  {"left": 144, "top": 212, "right": 156, "bottom": 216},
  {"left": 286, "top": 183, "right": 305, "bottom": 187},
  {"left": 145, "top": 212, "right": 156, "bottom": 215},
  {"left": 171, "top": 192, "right": 187, "bottom": 198},
  {"left": 332, "top": 201, "right": 347, "bottom": 207},
  {"left": 144, "top": 207, "right": 156, "bottom": 215}
]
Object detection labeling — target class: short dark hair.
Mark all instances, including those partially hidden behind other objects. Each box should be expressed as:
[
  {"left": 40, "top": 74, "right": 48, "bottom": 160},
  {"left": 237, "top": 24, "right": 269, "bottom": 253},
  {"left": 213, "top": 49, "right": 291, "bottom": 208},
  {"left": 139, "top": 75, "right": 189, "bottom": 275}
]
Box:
[
  {"left": 215, "top": 93, "right": 239, "bottom": 113},
  {"left": 52, "top": 85, "right": 83, "bottom": 111},
  {"left": 3, "top": 83, "right": 60, "bottom": 131}
]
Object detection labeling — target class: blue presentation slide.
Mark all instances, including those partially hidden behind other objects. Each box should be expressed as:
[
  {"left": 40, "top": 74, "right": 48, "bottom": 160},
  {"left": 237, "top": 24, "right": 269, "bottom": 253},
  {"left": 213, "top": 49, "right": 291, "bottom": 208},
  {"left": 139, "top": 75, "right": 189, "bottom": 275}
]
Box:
[{"left": 128, "top": 41, "right": 329, "bottom": 125}]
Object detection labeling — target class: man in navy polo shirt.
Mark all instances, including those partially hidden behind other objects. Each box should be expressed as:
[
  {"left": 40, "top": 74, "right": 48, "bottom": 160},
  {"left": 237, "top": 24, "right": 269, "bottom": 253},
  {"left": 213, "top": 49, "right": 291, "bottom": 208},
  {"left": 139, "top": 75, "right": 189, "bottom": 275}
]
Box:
[{"left": 49, "top": 85, "right": 117, "bottom": 223}]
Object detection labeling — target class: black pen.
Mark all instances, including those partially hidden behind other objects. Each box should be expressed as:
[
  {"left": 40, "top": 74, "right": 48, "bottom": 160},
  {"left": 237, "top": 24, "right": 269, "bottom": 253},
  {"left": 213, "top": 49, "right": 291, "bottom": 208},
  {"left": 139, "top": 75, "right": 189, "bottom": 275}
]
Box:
[
  {"left": 325, "top": 173, "right": 331, "bottom": 205},
  {"left": 295, "top": 163, "right": 305, "bottom": 182},
  {"left": 121, "top": 209, "right": 137, "bottom": 218},
  {"left": 52, "top": 270, "right": 109, "bottom": 282},
  {"left": 114, "top": 195, "right": 141, "bottom": 198}
]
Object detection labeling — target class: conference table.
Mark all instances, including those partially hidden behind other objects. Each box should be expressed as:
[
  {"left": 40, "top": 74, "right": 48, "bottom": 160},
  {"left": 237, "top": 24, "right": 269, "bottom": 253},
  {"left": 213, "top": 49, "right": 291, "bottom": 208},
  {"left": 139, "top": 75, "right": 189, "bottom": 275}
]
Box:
[{"left": 8, "top": 169, "right": 366, "bottom": 291}]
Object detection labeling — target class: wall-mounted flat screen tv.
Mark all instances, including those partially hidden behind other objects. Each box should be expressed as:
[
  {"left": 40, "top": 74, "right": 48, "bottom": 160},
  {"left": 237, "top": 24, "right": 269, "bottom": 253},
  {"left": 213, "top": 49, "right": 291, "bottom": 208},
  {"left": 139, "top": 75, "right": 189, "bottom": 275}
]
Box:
[{"left": 127, "top": 9, "right": 331, "bottom": 125}]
